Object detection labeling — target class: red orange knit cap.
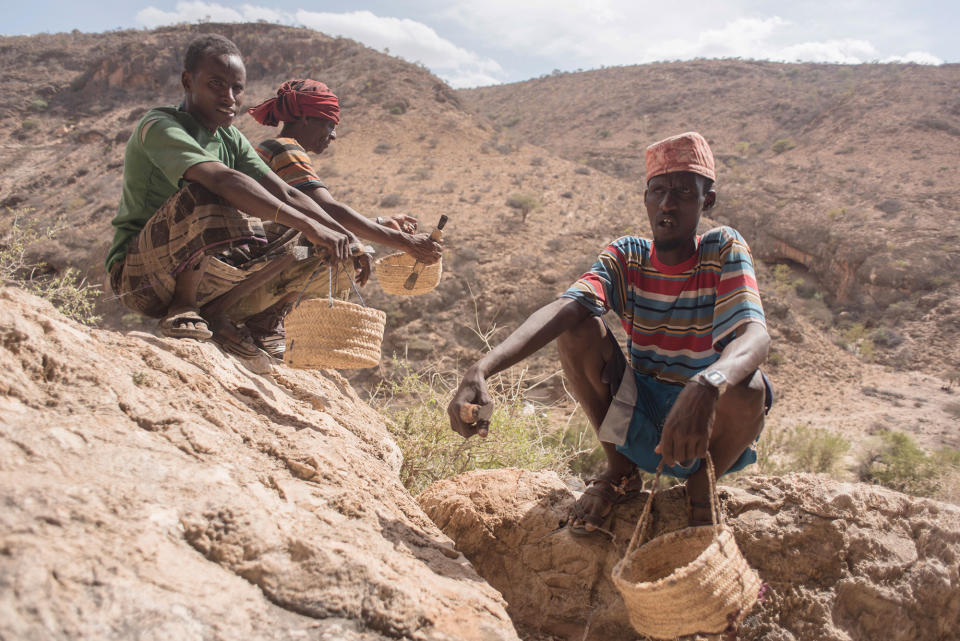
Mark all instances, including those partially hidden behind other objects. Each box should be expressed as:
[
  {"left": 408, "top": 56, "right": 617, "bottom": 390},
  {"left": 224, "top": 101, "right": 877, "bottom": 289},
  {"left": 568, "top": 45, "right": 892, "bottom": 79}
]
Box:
[
  {"left": 248, "top": 79, "right": 340, "bottom": 127},
  {"left": 645, "top": 132, "right": 716, "bottom": 183}
]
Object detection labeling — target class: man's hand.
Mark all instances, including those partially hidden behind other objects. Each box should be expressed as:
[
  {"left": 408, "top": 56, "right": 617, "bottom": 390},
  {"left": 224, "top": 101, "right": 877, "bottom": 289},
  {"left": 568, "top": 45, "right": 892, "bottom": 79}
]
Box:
[
  {"left": 655, "top": 381, "right": 717, "bottom": 467},
  {"left": 405, "top": 233, "right": 443, "bottom": 264},
  {"left": 448, "top": 367, "right": 492, "bottom": 438},
  {"left": 381, "top": 214, "right": 418, "bottom": 233},
  {"left": 353, "top": 253, "right": 372, "bottom": 286},
  {"left": 302, "top": 223, "right": 352, "bottom": 261}
]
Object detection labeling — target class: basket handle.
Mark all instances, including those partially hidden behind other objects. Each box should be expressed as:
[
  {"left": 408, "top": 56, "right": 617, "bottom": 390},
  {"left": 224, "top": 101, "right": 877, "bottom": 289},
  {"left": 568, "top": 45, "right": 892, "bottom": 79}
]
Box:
[
  {"left": 291, "top": 253, "right": 367, "bottom": 310},
  {"left": 623, "top": 452, "right": 722, "bottom": 558},
  {"left": 326, "top": 261, "right": 367, "bottom": 308}
]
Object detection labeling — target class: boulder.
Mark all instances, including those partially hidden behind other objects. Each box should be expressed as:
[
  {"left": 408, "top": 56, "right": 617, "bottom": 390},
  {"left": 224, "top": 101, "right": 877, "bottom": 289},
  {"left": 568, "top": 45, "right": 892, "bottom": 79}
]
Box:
[
  {"left": 0, "top": 286, "right": 519, "bottom": 641},
  {"left": 420, "top": 468, "right": 960, "bottom": 641}
]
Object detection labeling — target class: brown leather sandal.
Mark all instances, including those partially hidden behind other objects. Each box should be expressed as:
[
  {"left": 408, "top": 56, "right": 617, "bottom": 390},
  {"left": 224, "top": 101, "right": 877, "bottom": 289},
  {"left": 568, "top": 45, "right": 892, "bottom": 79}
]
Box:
[{"left": 569, "top": 469, "right": 642, "bottom": 536}]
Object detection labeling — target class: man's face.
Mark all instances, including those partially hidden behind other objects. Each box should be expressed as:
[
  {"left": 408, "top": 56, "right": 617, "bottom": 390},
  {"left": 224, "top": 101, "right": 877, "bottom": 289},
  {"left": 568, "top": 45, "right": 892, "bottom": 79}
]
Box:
[
  {"left": 181, "top": 52, "right": 246, "bottom": 131},
  {"left": 644, "top": 171, "right": 715, "bottom": 252},
  {"left": 300, "top": 117, "right": 337, "bottom": 154}
]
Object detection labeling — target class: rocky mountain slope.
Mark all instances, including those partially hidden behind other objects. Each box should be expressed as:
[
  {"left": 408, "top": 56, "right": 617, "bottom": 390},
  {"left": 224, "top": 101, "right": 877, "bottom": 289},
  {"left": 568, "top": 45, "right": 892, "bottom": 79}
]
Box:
[
  {"left": 4, "top": 283, "right": 958, "bottom": 640},
  {"left": 1, "top": 24, "right": 957, "bottom": 469},
  {"left": 422, "top": 468, "right": 960, "bottom": 641}
]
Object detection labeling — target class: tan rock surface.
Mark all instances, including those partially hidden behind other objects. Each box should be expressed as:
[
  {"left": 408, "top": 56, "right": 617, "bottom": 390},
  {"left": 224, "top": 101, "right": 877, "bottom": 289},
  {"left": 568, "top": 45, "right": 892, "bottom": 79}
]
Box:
[
  {"left": 420, "top": 468, "right": 960, "bottom": 641},
  {"left": 0, "top": 285, "right": 519, "bottom": 641}
]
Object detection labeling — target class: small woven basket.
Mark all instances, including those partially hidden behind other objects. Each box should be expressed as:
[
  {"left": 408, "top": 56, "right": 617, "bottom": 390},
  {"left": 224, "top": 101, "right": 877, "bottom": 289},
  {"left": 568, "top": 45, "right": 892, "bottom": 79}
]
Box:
[
  {"left": 611, "top": 454, "right": 762, "bottom": 639},
  {"left": 375, "top": 252, "right": 442, "bottom": 296},
  {"left": 283, "top": 264, "right": 386, "bottom": 370}
]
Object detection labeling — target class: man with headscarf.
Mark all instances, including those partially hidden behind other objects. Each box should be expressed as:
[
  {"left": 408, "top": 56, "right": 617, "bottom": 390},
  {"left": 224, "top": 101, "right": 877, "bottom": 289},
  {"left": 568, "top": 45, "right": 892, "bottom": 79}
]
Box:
[
  {"left": 106, "top": 35, "right": 369, "bottom": 359},
  {"left": 243, "top": 79, "right": 442, "bottom": 357},
  {"left": 447, "top": 132, "right": 773, "bottom": 533}
]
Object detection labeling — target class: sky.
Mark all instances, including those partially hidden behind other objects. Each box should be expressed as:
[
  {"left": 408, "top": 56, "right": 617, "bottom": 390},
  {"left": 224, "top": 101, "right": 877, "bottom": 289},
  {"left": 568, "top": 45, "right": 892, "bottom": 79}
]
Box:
[{"left": 4, "top": 1, "right": 957, "bottom": 88}]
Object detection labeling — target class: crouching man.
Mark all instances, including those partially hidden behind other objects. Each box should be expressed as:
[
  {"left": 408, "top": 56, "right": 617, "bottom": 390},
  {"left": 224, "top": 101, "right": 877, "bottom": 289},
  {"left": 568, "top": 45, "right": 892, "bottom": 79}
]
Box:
[
  {"left": 447, "top": 132, "right": 773, "bottom": 532},
  {"left": 106, "top": 34, "right": 367, "bottom": 357}
]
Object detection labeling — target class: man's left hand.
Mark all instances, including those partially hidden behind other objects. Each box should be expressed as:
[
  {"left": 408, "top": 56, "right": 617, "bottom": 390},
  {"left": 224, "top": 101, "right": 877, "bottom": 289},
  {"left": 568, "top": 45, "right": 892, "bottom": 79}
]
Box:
[
  {"left": 655, "top": 381, "right": 717, "bottom": 467},
  {"left": 353, "top": 253, "right": 372, "bottom": 286}
]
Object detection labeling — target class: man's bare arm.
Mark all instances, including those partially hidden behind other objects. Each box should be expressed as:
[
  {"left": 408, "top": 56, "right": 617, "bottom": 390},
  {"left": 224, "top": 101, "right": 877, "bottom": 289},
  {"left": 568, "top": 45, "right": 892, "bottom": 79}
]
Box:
[
  {"left": 182, "top": 161, "right": 351, "bottom": 260},
  {"left": 303, "top": 185, "right": 442, "bottom": 265},
  {"left": 448, "top": 298, "right": 593, "bottom": 438},
  {"left": 699, "top": 320, "right": 770, "bottom": 387},
  {"left": 256, "top": 170, "right": 356, "bottom": 241}
]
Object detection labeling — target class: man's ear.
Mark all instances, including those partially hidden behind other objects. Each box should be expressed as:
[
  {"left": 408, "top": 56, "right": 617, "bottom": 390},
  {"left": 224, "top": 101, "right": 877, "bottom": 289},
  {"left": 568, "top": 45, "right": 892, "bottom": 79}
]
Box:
[
  {"left": 181, "top": 70, "right": 192, "bottom": 92},
  {"left": 702, "top": 189, "right": 717, "bottom": 211}
]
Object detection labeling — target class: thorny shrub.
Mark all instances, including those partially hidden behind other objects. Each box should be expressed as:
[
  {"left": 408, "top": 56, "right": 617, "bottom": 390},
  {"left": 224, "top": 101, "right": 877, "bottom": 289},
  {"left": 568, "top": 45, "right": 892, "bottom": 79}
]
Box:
[
  {"left": 369, "top": 359, "right": 594, "bottom": 495},
  {"left": 0, "top": 213, "right": 100, "bottom": 325},
  {"left": 859, "top": 430, "right": 960, "bottom": 499}
]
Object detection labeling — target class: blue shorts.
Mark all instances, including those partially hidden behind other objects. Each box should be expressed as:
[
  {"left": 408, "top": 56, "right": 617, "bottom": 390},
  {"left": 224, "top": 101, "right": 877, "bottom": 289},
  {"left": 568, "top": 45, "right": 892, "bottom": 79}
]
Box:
[{"left": 601, "top": 330, "right": 773, "bottom": 479}]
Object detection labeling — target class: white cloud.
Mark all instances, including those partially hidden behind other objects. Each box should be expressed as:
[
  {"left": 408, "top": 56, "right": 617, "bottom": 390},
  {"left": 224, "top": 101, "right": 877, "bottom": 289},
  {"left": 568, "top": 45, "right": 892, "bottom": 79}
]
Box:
[
  {"left": 135, "top": 2, "right": 503, "bottom": 87},
  {"left": 441, "top": 0, "right": 943, "bottom": 71},
  {"left": 294, "top": 9, "right": 503, "bottom": 87},
  {"left": 137, "top": 2, "right": 247, "bottom": 27},
  {"left": 882, "top": 50, "right": 944, "bottom": 65}
]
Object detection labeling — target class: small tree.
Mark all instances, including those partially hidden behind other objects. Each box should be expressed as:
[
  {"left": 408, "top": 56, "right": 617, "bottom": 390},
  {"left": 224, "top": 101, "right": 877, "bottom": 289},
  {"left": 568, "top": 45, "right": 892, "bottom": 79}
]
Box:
[{"left": 506, "top": 193, "right": 541, "bottom": 222}]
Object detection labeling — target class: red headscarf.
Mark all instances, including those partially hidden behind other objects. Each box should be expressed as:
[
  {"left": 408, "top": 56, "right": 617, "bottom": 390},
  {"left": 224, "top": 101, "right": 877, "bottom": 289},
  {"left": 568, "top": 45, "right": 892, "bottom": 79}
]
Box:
[{"left": 247, "top": 79, "right": 340, "bottom": 127}]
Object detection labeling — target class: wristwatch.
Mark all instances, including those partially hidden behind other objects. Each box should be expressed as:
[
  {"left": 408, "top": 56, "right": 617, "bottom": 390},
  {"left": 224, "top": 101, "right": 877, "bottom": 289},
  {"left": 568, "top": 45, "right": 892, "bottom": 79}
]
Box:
[{"left": 695, "top": 369, "right": 728, "bottom": 396}]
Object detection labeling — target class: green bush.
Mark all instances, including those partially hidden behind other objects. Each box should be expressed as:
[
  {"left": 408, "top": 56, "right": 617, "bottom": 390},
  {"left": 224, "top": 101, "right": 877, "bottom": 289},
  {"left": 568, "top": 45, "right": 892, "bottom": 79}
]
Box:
[
  {"left": 506, "top": 192, "right": 542, "bottom": 222},
  {"left": 859, "top": 430, "right": 960, "bottom": 497},
  {"left": 370, "top": 360, "right": 591, "bottom": 495},
  {"left": 787, "top": 424, "right": 850, "bottom": 474},
  {"left": 28, "top": 98, "right": 48, "bottom": 112},
  {"left": 755, "top": 423, "right": 849, "bottom": 475},
  {"left": 772, "top": 138, "right": 796, "bottom": 154},
  {"left": 0, "top": 214, "right": 100, "bottom": 325}
]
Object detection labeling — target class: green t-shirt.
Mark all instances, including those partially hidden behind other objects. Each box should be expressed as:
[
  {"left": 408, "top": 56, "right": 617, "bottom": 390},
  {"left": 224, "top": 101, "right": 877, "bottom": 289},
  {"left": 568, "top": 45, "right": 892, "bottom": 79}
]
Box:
[{"left": 105, "top": 106, "right": 271, "bottom": 270}]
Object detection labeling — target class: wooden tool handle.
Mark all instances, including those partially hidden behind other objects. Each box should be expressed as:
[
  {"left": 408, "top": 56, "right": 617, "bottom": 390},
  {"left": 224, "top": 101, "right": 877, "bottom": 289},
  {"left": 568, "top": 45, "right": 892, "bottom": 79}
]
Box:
[{"left": 429, "top": 214, "right": 449, "bottom": 242}]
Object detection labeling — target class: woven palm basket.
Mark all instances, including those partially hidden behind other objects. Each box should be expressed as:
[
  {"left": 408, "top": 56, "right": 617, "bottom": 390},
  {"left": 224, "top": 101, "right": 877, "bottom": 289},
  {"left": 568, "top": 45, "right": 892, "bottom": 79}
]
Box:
[
  {"left": 375, "top": 252, "right": 442, "bottom": 296},
  {"left": 611, "top": 455, "right": 762, "bottom": 639},
  {"left": 283, "top": 298, "right": 386, "bottom": 369}
]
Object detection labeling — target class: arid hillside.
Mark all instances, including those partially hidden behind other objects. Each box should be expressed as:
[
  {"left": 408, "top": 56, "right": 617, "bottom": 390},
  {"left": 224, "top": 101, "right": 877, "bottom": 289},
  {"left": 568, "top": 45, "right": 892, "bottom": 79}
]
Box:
[
  {"left": 462, "top": 61, "right": 960, "bottom": 374},
  {"left": 1, "top": 24, "right": 958, "bottom": 463}
]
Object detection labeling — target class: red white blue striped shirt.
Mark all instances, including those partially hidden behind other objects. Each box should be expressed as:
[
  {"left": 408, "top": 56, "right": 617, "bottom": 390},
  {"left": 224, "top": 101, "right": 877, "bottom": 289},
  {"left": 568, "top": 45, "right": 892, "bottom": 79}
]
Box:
[{"left": 562, "top": 227, "right": 765, "bottom": 385}]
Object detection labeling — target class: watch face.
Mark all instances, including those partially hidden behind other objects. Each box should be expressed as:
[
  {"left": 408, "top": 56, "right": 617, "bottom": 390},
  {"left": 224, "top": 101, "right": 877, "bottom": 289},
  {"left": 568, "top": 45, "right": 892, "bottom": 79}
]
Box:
[{"left": 704, "top": 370, "right": 726, "bottom": 386}]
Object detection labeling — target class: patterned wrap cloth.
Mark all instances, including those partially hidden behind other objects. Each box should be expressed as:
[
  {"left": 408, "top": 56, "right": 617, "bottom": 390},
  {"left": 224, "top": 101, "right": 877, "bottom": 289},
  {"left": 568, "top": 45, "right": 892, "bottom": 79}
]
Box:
[
  {"left": 645, "top": 131, "right": 716, "bottom": 183},
  {"left": 109, "top": 183, "right": 350, "bottom": 320},
  {"left": 247, "top": 79, "right": 340, "bottom": 126}
]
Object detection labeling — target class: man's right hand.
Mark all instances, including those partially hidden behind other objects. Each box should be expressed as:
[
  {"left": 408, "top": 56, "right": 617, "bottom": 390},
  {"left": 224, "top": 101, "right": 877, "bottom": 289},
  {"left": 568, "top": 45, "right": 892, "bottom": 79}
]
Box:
[
  {"left": 405, "top": 232, "right": 443, "bottom": 264},
  {"left": 448, "top": 367, "right": 492, "bottom": 438},
  {"left": 303, "top": 223, "right": 352, "bottom": 262}
]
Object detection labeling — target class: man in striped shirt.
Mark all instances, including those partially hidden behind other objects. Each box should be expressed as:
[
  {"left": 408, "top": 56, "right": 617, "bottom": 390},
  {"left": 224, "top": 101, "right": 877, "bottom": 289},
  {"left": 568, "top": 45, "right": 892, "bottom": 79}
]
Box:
[{"left": 448, "top": 132, "right": 772, "bottom": 532}]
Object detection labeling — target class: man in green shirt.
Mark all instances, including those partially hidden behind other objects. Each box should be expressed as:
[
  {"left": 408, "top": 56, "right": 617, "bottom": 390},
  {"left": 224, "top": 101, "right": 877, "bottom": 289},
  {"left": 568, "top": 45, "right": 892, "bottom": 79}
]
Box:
[{"left": 107, "top": 34, "right": 365, "bottom": 356}]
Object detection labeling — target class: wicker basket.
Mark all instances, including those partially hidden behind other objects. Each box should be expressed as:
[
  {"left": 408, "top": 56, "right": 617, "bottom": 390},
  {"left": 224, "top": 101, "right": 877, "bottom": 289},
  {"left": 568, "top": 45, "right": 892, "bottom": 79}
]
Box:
[
  {"left": 375, "top": 252, "right": 442, "bottom": 296},
  {"left": 283, "top": 298, "right": 385, "bottom": 369},
  {"left": 611, "top": 455, "right": 762, "bottom": 639}
]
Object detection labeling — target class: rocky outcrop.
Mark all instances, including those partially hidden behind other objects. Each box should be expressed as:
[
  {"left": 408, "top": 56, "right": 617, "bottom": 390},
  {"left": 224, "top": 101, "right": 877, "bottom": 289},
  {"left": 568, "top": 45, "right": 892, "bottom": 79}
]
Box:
[
  {"left": 0, "top": 286, "right": 519, "bottom": 641},
  {"left": 420, "top": 468, "right": 960, "bottom": 641}
]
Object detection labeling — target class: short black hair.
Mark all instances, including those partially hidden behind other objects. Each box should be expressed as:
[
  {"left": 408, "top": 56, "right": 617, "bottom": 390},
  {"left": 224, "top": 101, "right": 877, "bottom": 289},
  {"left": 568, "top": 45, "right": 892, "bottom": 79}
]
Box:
[
  {"left": 701, "top": 177, "right": 715, "bottom": 194},
  {"left": 183, "top": 34, "right": 242, "bottom": 73}
]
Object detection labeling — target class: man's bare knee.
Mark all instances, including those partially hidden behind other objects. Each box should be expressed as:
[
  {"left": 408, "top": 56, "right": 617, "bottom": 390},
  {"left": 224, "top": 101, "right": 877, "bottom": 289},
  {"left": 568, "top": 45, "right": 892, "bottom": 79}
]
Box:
[
  {"left": 714, "top": 370, "right": 765, "bottom": 437},
  {"left": 557, "top": 315, "right": 608, "bottom": 359}
]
